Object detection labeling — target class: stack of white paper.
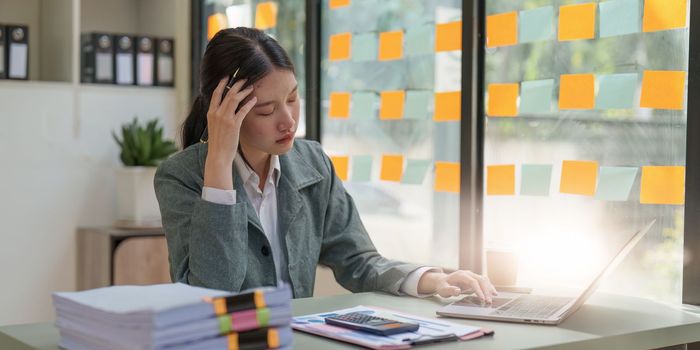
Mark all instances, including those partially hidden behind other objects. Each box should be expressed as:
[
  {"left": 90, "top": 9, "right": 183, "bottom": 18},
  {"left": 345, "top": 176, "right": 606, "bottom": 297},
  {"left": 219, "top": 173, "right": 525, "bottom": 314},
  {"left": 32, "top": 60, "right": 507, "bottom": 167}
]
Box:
[{"left": 52, "top": 283, "right": 294, "bottom": 350}]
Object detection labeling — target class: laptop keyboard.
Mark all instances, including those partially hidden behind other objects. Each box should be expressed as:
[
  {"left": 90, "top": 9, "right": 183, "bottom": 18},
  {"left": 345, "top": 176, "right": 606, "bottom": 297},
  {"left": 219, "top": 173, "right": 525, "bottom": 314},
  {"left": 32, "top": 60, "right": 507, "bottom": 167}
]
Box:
[{"left": 493, "top": 295, "right": 572, "bottom": 319}]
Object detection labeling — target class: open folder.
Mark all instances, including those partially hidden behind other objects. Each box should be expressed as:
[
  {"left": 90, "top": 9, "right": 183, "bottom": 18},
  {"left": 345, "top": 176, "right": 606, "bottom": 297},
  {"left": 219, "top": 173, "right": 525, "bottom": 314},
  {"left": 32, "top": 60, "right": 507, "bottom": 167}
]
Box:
[{"left": 292, "top": 305, "right": 493, "bottom": 349}]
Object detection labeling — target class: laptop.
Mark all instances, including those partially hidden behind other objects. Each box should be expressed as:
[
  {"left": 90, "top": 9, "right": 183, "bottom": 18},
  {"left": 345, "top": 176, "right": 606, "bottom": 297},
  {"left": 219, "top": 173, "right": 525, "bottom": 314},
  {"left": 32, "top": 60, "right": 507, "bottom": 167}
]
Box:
[{"left": 436, "top": 220, "right": 656, "bottom": 325}]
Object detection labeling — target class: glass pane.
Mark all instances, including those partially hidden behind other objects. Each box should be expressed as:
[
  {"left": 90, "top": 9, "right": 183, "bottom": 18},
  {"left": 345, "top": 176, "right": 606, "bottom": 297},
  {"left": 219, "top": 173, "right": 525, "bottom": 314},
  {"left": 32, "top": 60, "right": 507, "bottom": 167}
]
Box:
[
  {"left": 483, "top": 0, "right": 688, "bottom": 303},
  {"left": 202, "top": 0, "right": 307, "bottom": 137},
  {"left": 320, "top": 0, "right": 463, "bottom": 268}
]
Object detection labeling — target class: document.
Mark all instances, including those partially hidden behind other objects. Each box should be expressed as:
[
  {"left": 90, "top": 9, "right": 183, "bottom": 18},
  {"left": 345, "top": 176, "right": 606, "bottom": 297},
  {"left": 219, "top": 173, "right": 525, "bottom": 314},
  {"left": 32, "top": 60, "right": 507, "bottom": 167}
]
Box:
[{"left": 293, "top": 305, "right": 491, "bottom": 349}]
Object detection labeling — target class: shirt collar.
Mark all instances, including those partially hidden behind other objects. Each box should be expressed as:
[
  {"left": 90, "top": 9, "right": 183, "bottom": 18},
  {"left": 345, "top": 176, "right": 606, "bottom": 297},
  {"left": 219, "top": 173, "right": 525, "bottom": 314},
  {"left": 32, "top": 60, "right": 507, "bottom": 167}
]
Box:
[{"left": 234, "top": 152, "right": 281, "bottom": 187}]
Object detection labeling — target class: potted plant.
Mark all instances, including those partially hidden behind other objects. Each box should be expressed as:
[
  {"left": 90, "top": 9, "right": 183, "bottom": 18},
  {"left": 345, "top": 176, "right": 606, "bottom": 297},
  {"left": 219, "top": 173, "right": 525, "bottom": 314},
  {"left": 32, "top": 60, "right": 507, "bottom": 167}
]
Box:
[{"left": 112, "top": 117, "right": 178, "bottom": 228}]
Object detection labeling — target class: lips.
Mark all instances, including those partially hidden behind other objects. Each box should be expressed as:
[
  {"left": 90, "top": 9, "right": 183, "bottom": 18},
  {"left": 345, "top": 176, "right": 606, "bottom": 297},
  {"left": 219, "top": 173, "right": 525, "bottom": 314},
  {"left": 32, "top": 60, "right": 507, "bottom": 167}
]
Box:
[{"left": 276, "top": 134, "right": 293, "bottom": 143}]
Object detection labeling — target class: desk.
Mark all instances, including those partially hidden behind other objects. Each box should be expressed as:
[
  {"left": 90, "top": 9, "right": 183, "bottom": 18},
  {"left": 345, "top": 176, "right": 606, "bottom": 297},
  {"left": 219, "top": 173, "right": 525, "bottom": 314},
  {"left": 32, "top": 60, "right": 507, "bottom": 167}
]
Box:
[{"left": 1, "top": 292, "right": 699, "bottom": 349}]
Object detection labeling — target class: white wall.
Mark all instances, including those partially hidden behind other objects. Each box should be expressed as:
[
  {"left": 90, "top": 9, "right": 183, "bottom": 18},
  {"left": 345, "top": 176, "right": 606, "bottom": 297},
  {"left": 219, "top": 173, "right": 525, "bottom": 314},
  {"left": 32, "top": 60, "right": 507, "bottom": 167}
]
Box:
[{"left": 0, "top": 82, "right": 178, "bottom": 325}]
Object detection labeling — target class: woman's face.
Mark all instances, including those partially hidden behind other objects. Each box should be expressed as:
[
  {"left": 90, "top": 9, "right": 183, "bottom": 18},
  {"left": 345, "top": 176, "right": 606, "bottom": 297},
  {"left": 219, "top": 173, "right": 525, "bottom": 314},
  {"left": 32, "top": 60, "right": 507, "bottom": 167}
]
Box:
[{"left": 239, "top": 69, "right": 299, "bottom": 157}]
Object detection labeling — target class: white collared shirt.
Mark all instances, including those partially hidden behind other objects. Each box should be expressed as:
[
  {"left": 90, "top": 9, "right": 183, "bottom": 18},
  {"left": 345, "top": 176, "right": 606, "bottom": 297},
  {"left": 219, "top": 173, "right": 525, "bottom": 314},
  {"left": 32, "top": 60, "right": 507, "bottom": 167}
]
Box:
[{"left": 201, "top": 155, "right": 438, "bottom": 297}]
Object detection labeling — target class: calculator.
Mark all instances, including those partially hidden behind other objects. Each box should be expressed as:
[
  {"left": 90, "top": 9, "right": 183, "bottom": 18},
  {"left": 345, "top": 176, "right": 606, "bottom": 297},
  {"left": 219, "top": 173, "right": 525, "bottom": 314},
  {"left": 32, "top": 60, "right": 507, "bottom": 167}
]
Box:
[{"left": 324, "top": 312, "right": 420, "bottom": 336}]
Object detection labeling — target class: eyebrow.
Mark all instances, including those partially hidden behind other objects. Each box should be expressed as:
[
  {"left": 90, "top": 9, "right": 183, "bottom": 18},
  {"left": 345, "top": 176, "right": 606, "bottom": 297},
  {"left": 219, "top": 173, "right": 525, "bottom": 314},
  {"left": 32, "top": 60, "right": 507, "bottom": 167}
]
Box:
[{"left": 253, "top": 85, "right": 298, "bottom": 108}]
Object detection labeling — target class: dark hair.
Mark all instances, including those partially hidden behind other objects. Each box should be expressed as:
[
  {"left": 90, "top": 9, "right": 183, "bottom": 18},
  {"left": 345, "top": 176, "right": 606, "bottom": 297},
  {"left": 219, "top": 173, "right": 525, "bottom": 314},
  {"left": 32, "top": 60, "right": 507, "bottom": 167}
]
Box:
[{"left": 181, "top": 27, "right": 295, "bottom": 148}]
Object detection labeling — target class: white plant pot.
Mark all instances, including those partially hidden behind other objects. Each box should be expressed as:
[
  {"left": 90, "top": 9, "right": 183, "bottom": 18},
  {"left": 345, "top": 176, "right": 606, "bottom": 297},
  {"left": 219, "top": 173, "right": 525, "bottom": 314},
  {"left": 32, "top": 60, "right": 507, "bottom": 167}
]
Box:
[{"left": 115, "top": 166, "right": 162, "bottom": 228}]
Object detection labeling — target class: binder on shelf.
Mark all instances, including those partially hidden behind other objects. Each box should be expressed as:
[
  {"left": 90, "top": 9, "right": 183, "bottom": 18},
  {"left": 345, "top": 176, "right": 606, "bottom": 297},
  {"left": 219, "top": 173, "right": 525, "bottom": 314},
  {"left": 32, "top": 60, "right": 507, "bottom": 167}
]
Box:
[
  {"left": 0, "top": 25, "right": 6, "bottom": 79},
  {"left": 155, "top": 38, "right": 174, "bottom": 87},
  {"left": 7, "top": 25, "right": 28, "bottom": 80},
  {"left": 114, "top": 34, "right": 135, "bottom": 85},
  {"left": 135, "top": 36, "right": 155, "bottom": 86},
  {"left": 81, "top": 33, "right": 114, "bottom": 84}
]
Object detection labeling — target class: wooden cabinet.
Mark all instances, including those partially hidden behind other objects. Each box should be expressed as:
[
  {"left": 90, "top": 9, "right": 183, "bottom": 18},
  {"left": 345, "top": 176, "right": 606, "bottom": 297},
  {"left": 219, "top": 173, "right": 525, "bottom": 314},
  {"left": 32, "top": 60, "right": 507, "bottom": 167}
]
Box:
[{"left": 76, "top": 227, "right": 171, "bottom": 290}]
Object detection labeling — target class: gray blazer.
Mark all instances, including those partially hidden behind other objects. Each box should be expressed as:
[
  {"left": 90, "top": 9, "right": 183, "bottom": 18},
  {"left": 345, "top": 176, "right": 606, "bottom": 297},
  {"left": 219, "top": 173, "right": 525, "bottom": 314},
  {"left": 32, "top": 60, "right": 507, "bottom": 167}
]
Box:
[{"left": 154, "top": 139, "right": 421, "bottom": 298}]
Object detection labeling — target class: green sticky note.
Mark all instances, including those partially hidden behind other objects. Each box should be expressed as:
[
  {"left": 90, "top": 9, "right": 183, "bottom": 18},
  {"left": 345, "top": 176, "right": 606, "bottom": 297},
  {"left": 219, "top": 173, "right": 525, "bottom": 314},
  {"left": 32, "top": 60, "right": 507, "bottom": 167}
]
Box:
[
  {"left": 402, "top": 159, "right": 432, "bottom": 185},
  {"left": 351, "top": 92, "right": 378, "bottom": 120},
  {"left": 351, "top": 155, "right": 373, "bottom": 182},
  {"left": 600, "top": 0, "right": 640, "bottom": 38},
  {"left": 595, "top": 166, "right": 638, "bottom": 201},
  {"left": 405, "top": 24, "right": 433, "bottom": 56},
  {"left": 520, "top": 79, "right": 554, "bottom": 114},
  {"left": 521, "top": 164, "right": 552, "bottom": 196},
  {"left": 405, "top": 90, "right": 433, "bottom": 120},
  {"left": 519, "top": 6, "right": 554, "bottom": 43},
  {"left": 596, "top": 73, "right": 638, "bottom": 109},
  {"left": 352, "top": 32, "right": 377, "bottom": 62}
]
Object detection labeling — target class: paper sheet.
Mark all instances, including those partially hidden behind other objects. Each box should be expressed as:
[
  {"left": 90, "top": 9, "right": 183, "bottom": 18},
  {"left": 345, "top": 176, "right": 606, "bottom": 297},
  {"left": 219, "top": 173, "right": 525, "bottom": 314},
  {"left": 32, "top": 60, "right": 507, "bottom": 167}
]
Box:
[
  {"left": 351, "top": 155, "right": 373, "bottom": 182},
  {"left": 329, "top": 92, "right": 351, "bottom": 118},
  {"left": 640, "top": 166, "right": 685, "bottom": 205},
  {"left": 560, "top": 160, "right": 598, "bottom": 196},
  {"left": 487, "top": 165, "right": 515, "bottom": 196},
  {"left": 643, "top": 0, "right": 687, "bottom": 32},
  {"left": 434, "top": 162, "right": 460, "bottom": 193},
  {"left": 519, "top": 6, "right": 554, "bottom": 43},
  {"left": 9, "top": 43, "right": 27, "bottom": 79},
  {"left": 378, "top": 31, "right": 403, "bottom": 61},
  {"left": 292, "top": 305, "right": 483, "bottom": 350},
  {"left": 521, "top": 164, "right": 552, "bottom": 196},
  {"left": 487, "top": 12, "right": 518, "bottom": 48},
  {"left": 330, "top": 156, "right": 349, "bottom": 181},
  {"left": 435, "top": 21, "right": 461, "bottom": 52},
  {"left": 380, "top": 155, "right": 404, "bottom": 182},
  {"left": 600, "top": 0, "right": 640, "bottom": 37},
  {"left": 558, "top": 3, "right": 596, "bottom": 41},
  {"left": 434, "top": 91, "right": 461, "bottom": 121},
  {"left": 380, "top": 91, "right": 405, "bottom": 120}
]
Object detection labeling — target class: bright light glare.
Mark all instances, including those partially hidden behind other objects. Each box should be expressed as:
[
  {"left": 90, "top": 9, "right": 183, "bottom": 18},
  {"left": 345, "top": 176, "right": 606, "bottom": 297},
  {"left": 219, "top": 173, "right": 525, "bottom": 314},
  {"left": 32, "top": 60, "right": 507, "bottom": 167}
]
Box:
[{"left": 517, "top": 230, "right": 606, "bottom": 288}]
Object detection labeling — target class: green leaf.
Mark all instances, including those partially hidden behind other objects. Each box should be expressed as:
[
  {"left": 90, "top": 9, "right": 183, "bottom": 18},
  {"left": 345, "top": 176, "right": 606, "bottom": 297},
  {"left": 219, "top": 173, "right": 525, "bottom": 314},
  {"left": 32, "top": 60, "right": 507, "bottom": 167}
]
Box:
[{"left": 112, "top": 117, "right": 178, "bottom": 166}]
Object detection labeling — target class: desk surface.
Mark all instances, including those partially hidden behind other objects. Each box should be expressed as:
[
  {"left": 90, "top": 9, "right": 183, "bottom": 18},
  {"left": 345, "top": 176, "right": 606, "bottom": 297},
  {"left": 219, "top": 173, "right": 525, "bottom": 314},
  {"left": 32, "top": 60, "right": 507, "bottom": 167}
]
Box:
[{"left": 2, "top": 292, "right": 700, "bottom": 350}]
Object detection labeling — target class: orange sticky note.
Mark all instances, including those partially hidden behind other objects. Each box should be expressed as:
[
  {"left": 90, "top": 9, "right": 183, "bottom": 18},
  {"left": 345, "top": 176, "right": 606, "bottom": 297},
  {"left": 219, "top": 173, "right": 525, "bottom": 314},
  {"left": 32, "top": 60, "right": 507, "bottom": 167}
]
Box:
[
  {"left": 329, "top": 92, "right": 351, "bottom": 119},
  {"left": 330, "top": 156, "right": 349, "bottom": 181},
  {"left": 640, "top": 70, "right": 686, "bottom": 110},
  {"left": 560, "top": 160, "right": 598, "bottom": 196},
  {"left": 434, "top": 91, "right": 461, "bottom": 121},
  {"left": 640, "top": 166, "right": 685, "bottom": 205},
  {"left": 486, "top": 12, "right": 517, "bottom": 48},
  {"left": 378, "top": 31, "right": 403, "bottom": 61},
  {"left": 330, "top": 0, "right": 351, "bottom": 9},
  {"left": 435, "top": 21, "right": 462, "bottom": 52},
  {"left": 207, "top": 13, "right": 227, "bottom": 40},
  {"left": 643, "top": 0, "right": 687, "bottom": 32},
  {"left": 435, "top": 162, "right": 460, "bottom": 193},
  {"left": 255, "top": 2, "right": 278, "bottom": 30},
  {"left": 379, "top": 91, "right": 405, "bottom": 120},
  {"left": 558, "top": 3, "right": 596, "bottom": 41},
  {"left": 380, "top": 155, "right": 404, "bottom": 182},
  {"left": 559, "top": 74, "right": 595, "bottom": 110},
  {"left": 487, "top": 165, "right": 515, "bottom": 196},
  {"left": 329, "top": 33, "right": 352, "bottom": 61},
  {"left": 487, "top": 84, "right": 518, "bottom": 117}
]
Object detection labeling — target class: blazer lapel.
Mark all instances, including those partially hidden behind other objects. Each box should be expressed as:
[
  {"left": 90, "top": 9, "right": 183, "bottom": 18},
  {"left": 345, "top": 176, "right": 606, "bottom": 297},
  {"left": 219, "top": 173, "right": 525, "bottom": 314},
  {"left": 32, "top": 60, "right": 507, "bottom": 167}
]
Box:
[{"left": 278, "top": 148, "right": 323, "bottom": 266}]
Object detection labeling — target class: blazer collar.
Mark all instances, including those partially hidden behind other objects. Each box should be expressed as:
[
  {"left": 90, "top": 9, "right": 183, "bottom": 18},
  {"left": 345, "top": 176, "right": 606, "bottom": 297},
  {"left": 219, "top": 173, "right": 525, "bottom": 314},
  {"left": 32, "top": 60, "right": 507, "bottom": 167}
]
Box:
[{"left": 196, "top": 143, "right": 324, "bottom": 233}]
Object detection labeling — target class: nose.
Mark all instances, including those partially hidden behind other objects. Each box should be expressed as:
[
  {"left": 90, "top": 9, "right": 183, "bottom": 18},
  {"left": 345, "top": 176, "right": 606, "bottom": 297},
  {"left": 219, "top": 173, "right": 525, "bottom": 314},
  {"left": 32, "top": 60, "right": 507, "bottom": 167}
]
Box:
[{"left": 278, "top": 105, "right": 296, "bottom": 132}]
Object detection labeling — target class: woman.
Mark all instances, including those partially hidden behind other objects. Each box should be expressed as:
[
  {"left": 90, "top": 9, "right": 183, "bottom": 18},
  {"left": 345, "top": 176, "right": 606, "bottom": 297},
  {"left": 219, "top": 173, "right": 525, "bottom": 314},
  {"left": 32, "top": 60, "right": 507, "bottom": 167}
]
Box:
[{"left": 155, "top": 27, "right": 497, "bottom": 302}]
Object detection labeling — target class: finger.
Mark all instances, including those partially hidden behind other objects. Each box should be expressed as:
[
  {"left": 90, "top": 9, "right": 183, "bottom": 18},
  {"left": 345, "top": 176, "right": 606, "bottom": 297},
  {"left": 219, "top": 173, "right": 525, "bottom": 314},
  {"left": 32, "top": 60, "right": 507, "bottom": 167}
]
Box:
[
  {"left": 446, "top": 273, "right": 476, "bottom": 292},
  {"left": 221, "top": 85, "right": 254, "bottom": 118},
  {"left": 436, "top": 283, "right": 461, "bottom": 298},
  {"left": 209, "top": 78, "right": 228, "bottom": 114},
  {"left": 222, "top": 79, "right": 248, "bottom": 103},
  {"left": 475, "top": 276, "right": 495, "bottom": 303},
  {"left": 234, "top": 96, "right": 257, "bottom": 125},
  {"left": 471, "top": 280, "right": 487, "bottom": 302}
]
